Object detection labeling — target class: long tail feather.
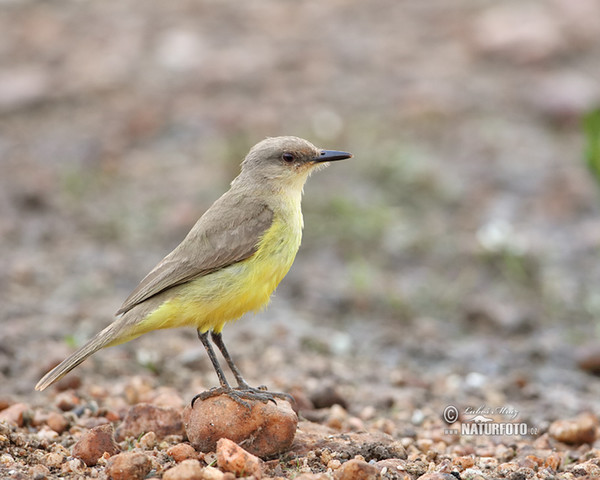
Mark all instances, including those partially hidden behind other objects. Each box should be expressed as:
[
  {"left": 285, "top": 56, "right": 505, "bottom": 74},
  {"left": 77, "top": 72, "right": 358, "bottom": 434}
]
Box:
[{"left": 35, "top": 320, "right": 129, "bottom": 391}]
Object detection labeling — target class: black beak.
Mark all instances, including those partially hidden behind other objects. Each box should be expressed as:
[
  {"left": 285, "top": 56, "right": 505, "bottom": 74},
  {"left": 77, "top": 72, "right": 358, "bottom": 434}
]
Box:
[{"left": 314, "top": 149, "right": 353, "bottom": 163}]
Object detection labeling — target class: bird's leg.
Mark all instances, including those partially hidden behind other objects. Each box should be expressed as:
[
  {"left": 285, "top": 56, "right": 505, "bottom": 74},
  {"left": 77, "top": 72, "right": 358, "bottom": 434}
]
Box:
[
  {"left": 191, "top": 330, "right": 239, "bottom": 407},
  {"left": 210, "top": 331, "right": 295, "bottom": 405}
]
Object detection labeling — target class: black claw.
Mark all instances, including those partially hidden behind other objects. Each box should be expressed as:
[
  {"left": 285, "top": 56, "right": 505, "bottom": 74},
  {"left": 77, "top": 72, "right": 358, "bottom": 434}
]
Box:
[{"left": 191, "top": 386, "right": 295, "bottom": 409}]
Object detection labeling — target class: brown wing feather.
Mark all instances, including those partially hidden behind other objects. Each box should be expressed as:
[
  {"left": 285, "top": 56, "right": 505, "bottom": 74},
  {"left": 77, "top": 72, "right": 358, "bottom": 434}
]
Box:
[{"left": 116, "top": 191, "right": 274, "bottom": 315}]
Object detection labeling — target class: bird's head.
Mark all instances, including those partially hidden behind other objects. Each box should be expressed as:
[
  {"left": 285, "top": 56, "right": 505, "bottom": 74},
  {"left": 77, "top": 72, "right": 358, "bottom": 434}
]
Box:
[{"left": 235, "top": 136, "right": 352, "bottom": 191}]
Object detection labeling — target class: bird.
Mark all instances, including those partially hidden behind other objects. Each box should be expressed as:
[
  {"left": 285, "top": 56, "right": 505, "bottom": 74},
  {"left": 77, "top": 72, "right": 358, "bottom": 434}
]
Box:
[{"left": 36, "top": 136, "right": 352, "bottom": 405}]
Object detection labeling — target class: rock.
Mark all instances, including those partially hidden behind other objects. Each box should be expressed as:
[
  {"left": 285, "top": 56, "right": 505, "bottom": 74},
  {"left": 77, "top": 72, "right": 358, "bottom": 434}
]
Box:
[
  {"left": 72, "top": 423, "right": 120, "bottom": 467},
  {"left": 163, "top": 459, "right": 204, "bottom": 480},
  {"left": 43, "top": 451, "right": 66, "bottom": 469},
  {"left": 334, "top": 459, "right": 379, "bottom": 480},
  {"left": 116, "top": 403, "right": 184, "bottom": 441},
  {"left": 295, "top": 474, "right": 330, "bottom": 480},
  {"left": 105, "top": 451, "right": 152, "bottom": 480},
  {"left": 417, "top": 474, "right": 460, "bottom": 480},
  {"left": 0, "top": 403, "right": 29, "bottom": 427},
  {"left": 28, "top": 464, "right": 51, "bottom": 479},
  {"left": 46, "top": 411, "right": 69, "bottom": 434},
  {"left": 310, "top": 384, "right": 348, "bottom": 409},
  {"left": 0, "top": 397, "right": 12, "bottom": 411},
  {"left": 202, "top": 465, "right": 226, "bottom": 480},
  {"left": 138, "top": 431, "right": 157, "bottom": 449},
  {"left": 167, "top": 443, "right": 200, "bottom": 462},
  {"left": 184, "top": 395, "right": 297, "bottom": 458},
  {"left": 54, "top": 391, "right": 80, "bottom": 411},
  {"left": 292, "top": 421, "right": 401, "bottom": 461},
  {"left": 548, "top": 413, "right": 598, "bottom": 445},
  {"left": 216, "top": 437, "right": 262, "bottom": 478},
  {"left": 60, "top": 458, "right": 86, "bottom": 475}
]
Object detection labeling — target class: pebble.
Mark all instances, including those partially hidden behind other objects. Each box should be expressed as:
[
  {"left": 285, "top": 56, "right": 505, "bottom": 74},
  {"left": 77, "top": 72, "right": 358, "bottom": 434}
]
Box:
[
  {"left": 334, "top": 459, "right": 378, "bottom": 480},
  {"left": 54, "top": 391, "right": 80, "bottom": 411},
  {"left": 295, "top": 474, "right": 331, "bottom": 480},
  {"left": 43, "top": 451, "right": 65, "bottom": 469},
  {"left": 216, "top": 437, "right": 262, "bottom": 478},
  {"left": 548, "top": 413, "right": 598, "bottom": 445},
  {"left": 415, "top": 473, "right": 459, "bottom": 480},
  {"left": 184, "top": 395, "right": 297, "bottom": 458},
  {"left": 116, "top": 403, "right": 184, "bottom": 441},
  {"left": 72, "top": 423, "right": 120, "bottom": 466},
  {"left": 46, "top": 411, "right": 69, "bottom": 434},
  {"left": 310, "top": 385, "right": 348, "bottom": 409},
  {"left": 163, "top": 459, "right": 204, "bottom": 480},
  {"left": 139, "top": 431, "right": 157, "bottom": 449},
  {"left": 105, "top": 451, "right": 152, "bottom": 480},
  {"left": 0, "top": 403, "right": 29, "bottom": 427},
  {"left": 28, "top": 464, "right": 50, "bottom": 480},
  {"left": 167, "top": 443, "right": 200, "bottom": 462},
  {"left": 201, "top": 465, "right": 225, "bottom": 480}
]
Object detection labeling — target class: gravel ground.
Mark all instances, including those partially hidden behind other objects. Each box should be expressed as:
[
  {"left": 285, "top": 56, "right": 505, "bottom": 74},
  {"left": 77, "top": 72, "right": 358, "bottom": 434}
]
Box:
[{"left": 2, "top": 1, "right": 600, "bottom": 479}]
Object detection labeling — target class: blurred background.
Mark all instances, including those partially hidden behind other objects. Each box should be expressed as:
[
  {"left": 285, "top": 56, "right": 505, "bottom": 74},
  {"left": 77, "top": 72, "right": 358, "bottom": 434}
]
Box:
[{"left": 2, "top": 0, "right": 600, "bottom": 428}]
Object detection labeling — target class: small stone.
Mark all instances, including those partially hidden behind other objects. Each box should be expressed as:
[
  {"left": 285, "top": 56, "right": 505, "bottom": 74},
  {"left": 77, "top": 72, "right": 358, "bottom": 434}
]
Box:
[
  {"left": 163, "top": 459, "right": 204, "bottom": 480},
  {"left": 150, "top": 387, "right": 185, "bottom": 409},
  {"left": 167, "top": 443, "right": 199, "bottom": 462},
  {"left": 544, "top": 452, "right": 561, "bottom": 470},
  {"left": 61, "top": 458, "right": 85, "bottom": 475},
  {"left": 43, "top": 451, "right": 65, "bottom": 469},
  {"left": 139, "top": 431, "right": 157, "bottom": 449},
  {"left": 416, "top": 474, "right": 459, "bottom": 480},
  {"left": 216, "top": 437, "right": 262, "bottom": 478},
  {"left": 452, "top": 455, "right": 475, "bottom": 470},
  {"left": 116, "top": 403, "right": 184, "bottom": 441},
  {"left": 310, "top": 384, "right": 348, "bottom": 409},
  {"left": 0, "top": 403, "right": 29, "bottom": 427},
  {"left": 334, "top": 459, "right": 378, "bottom": 480},
  {"left": 54, "top": 391, "right": 80, "bottom": 411},
  {"left": 37, "top": 425, "right": 59, "bottom": 441},
  {"left": 295, "top": 475, "right": 330, "bottom": 480},
  {"left": 184, "top": 395, "right": 297, "bottom": 458},
  {"left": 53, "top": 375, "right": 82, "bottom": 392},
  {"left": 46, "top": 412, "right": 69, "bottom": 434},
  {"left": 549, "top": 413, "right": 598, "bottom": 445},
  {"left": 202, "top": 465, "right": 225, "bottom": 480},
  {"left": 105, "top": 451, "right": 152, "bottom": 480},
  {"left": 29, "top": 464, "right": 50, "bottom": 480},
  {"left": 72, "top": 423, "right": 120, "bottom": 466}
]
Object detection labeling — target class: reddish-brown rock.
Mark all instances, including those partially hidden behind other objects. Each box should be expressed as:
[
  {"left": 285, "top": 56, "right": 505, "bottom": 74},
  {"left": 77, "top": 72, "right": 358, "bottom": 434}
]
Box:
[
  {"left": 115, "top": 403, "right": 184, "bottom": 441},
  {"left": 72, "top": 423, "right": 120, "bottom": 467},
  {"left": 46, "top": 411, "right": 69, "bottom": 434},
  {"left": 0, "top": 403, "right": 29, "bottom": 427},
  {"left": 334, "top": 459, "right": 379, "bottom": 480},
  {"left": 216, "top": 437, "right": 262, "bottom": 478},
  {"left": 167, "top": 443, "right": 200, "bottom": 462},
  {"left": 105, "top": 451, "right": 152, "bottom": 480},
  {"left": 183, "top": 395, "right": 297, "bottom": 458},
  {"left": 548, "top": 413, "right": 598, "bottom": 445}
]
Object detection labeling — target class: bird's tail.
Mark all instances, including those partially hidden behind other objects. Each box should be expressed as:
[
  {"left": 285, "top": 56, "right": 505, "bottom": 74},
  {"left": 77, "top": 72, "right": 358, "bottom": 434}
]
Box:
[{"left": 35, "top": 319, "right": 132, "bottom": 391}]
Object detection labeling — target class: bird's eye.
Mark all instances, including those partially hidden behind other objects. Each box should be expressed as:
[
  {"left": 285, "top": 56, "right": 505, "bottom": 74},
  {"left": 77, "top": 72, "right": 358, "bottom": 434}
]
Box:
[{"left": 282, "top": 153, "right": 294, "bottom": 163}]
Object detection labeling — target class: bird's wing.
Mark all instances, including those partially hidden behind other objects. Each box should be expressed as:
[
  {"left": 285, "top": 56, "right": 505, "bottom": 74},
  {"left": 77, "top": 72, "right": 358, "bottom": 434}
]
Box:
[{"left": 116, "top": 193, "right": 274, "bottom": 315}]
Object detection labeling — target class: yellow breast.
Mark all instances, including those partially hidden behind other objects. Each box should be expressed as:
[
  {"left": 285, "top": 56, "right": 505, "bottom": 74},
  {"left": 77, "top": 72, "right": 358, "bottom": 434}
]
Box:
[{"left": 135, "top": 208, "right": 303, "bottom": 335}]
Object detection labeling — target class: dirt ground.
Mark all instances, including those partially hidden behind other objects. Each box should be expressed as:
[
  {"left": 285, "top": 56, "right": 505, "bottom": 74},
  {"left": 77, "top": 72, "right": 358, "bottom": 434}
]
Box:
[{"left": 2, "top": 1, "right": 600, "bottom": 479}]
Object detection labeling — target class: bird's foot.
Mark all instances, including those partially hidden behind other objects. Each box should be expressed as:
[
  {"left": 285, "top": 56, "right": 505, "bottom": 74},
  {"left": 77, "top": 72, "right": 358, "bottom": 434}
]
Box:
[{"left": 191, "top": 385, "right": 295, "bottom": 409}]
